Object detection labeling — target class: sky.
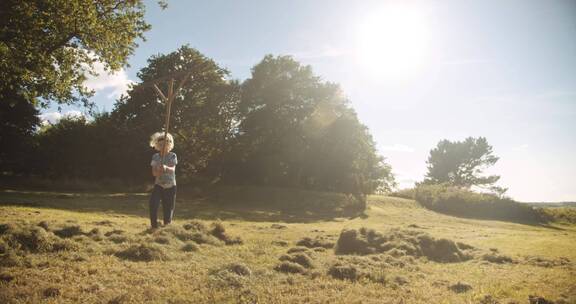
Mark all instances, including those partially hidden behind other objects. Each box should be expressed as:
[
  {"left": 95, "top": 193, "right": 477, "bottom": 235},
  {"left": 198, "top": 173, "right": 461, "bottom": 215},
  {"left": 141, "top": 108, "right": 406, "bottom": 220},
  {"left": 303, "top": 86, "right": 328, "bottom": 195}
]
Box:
[{"left": 41, "top": 0, "right": 576, "bottom": 202}]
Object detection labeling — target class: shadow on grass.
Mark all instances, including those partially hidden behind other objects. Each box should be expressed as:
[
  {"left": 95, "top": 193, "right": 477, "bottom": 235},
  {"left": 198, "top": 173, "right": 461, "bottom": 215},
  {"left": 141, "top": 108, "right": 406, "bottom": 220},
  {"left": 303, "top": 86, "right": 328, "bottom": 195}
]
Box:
[{"left": 0, "top": 189, "right": 356, "bottom": 223}]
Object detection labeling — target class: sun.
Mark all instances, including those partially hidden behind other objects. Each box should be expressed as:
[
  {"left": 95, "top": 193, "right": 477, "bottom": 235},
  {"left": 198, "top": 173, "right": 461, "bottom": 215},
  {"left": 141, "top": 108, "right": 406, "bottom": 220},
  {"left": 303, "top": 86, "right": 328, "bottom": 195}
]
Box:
[{"left": 354, "top": 5, "right": 431, "bottom": 80}]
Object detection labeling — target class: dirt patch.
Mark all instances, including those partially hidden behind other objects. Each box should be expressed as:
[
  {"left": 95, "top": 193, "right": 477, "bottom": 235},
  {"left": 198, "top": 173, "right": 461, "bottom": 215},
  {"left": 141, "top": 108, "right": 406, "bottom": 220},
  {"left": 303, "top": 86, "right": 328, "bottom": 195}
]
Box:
[
  {"left": 334, "top": 227, "right": 473, "bottom": 263},
  {"left": 114, "top": 244, "right": 167, "bottom": 262}
]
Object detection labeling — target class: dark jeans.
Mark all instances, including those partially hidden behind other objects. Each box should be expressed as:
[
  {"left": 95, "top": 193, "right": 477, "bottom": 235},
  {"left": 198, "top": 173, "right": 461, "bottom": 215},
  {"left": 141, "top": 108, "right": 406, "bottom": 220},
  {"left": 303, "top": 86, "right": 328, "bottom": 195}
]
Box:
[{"left": 149, "top": 184, "right": 176, "bottom": 228}]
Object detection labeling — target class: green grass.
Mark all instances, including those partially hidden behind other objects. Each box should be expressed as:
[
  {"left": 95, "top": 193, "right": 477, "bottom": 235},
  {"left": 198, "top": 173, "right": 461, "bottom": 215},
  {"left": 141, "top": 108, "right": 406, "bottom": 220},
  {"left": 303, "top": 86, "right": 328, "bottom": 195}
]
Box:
[{"left": 0, "top": 189, "right": 575, "bottom": 303}]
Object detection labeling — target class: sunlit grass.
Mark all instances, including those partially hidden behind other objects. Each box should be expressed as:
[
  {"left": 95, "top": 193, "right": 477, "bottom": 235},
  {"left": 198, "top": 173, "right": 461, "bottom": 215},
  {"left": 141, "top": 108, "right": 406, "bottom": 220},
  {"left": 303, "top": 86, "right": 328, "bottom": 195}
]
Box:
[{"left": 0, "top": 190, "right": 574, "bottom": 303}]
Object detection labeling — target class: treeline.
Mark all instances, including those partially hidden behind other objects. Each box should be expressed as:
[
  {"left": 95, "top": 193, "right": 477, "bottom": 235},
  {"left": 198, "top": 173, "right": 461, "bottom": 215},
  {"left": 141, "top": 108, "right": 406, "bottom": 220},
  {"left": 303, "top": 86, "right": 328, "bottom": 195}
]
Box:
[{"left": 1, "top": 46, "right": 395, "bottom": 199}]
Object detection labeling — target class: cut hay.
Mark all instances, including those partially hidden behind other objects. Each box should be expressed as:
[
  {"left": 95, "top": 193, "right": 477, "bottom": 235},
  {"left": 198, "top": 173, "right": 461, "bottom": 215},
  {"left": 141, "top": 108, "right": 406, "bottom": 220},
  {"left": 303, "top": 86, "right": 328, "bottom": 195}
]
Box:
[
  {"left": 43, "top": 287, "right": 60, "bottom": 298},
  {"left": 328, "top": 263, "right": 360, "bottom": 281},
  {"left": 54, "top": 225, "right": 84, "bottom": 238},
  {"left": 181, "top": 242, "right": 199, "bottom": 252},
  {"left": 334, "top": 227, "right": 474, "bottom": 263},
  {"left": 114, "top": 244, "right": 167, "bottom": 262},
  {"left": 296, "top": 236, "right": 334, "bottom": 249},
  {"left": 449, "top": 281, "right": 473, "bottom": 293},
  {"left": 210, "top": 222, "right": 243, "bottom": 245},
  {"left": 279, "top": 253, "right": 314, "bottom": 269},
  {"left": 274, "top": 261, "right": 307, "bottom": 274},
  {"left": 224, "top": 263, "right": 252, "bottom": 276},
  {"left": 482, "top": 252, "right": 515, "bottom": 264},
  {"left": 182, "top": 221, "right": 208, "bottom": 232},
  {"left": 6, "top": 227, "right": 55, "bottom": 253}
]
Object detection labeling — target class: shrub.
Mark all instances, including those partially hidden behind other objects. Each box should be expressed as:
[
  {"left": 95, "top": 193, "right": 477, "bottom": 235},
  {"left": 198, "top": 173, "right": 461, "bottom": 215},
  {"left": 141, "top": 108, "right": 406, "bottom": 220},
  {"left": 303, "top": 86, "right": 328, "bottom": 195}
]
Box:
[
  {"left": 414, "top": 183, "right": 545, "bottom": 223},
  {"left": 389, "top": 188, "right": 416, "bottom": 199}
]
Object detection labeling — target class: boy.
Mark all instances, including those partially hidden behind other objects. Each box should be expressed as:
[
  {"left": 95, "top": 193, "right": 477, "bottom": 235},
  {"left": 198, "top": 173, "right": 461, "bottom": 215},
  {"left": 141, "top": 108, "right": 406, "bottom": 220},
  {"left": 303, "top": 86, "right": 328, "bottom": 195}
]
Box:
[{"left": 149, "top": 132, "right": 177, "bottom": 229}]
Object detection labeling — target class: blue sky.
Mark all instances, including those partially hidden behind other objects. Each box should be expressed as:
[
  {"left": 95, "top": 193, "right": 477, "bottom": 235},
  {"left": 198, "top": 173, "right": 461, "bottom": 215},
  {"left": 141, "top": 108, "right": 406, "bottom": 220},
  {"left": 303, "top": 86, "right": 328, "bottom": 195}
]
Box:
[{"left": 42, "top": 0, "right": 576, "bottom": 202}]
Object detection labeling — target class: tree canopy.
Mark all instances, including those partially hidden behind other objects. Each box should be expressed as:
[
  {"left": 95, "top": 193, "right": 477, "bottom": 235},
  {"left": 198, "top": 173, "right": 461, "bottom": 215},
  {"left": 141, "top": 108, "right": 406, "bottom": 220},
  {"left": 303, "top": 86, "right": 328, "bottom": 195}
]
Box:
[
  {"left": 424, "top": 137, "right": 500, "bottom": 189},
  {"left": 0, "top": 0, "right": 159, "bottom": 107}
]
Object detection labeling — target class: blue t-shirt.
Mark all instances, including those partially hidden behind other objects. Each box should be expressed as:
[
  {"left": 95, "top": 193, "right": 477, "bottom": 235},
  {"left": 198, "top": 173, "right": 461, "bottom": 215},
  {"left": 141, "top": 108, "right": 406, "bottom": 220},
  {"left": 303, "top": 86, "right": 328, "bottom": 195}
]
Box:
[{"left": 150, "top": 152, "right": 177, "bottom": 188}]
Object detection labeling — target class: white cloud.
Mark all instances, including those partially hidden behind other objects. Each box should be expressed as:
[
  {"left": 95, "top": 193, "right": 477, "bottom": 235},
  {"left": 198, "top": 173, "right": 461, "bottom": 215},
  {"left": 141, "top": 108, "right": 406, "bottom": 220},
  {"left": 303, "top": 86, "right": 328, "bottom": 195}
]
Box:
[
  {"left": 380, "top": 143, "right": 415, "bottom": 153},
  {"left": 38, "top": 110, "right": 85, "bottom": 125},
  {"left": 83, "top": 53, "right": 134, "bottom": 100}
]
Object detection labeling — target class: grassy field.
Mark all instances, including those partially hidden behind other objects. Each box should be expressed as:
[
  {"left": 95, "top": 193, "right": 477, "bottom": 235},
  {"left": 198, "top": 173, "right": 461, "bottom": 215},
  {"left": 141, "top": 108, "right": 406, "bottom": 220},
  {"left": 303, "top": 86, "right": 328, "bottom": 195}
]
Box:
[{"left": 0, "top": 189, "right": 575, "bottom": 303}]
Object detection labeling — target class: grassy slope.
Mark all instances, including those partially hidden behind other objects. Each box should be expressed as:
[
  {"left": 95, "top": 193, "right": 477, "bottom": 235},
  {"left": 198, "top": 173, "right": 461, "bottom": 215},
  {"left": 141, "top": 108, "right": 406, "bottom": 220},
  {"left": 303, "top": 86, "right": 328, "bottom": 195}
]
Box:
[{"left": 0, "top": 190, "right": 575, "bottom": 303}]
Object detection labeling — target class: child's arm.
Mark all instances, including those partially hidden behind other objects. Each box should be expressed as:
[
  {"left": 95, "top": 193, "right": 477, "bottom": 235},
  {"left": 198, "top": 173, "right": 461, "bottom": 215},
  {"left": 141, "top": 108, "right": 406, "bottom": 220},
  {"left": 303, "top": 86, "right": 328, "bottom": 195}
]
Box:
[{"left": 152, "top": 165, "right": 162, "bottom": 177}]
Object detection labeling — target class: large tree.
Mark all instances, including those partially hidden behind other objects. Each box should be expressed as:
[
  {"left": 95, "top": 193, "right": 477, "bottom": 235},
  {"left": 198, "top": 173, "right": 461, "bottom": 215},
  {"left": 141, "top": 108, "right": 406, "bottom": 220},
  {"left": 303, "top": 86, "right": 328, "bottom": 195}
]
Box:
[
  {"left": 0, "top": 0, "right": 162, "bottom": 107},
  {"left": 225, "top": 55, "right": 394, "bottom": 197},
  {"left": 109, "top": 45, "right": 241, "bottom": 182},
  {"left": 424, "top": 137, "right": 500, "bottom": 188}
]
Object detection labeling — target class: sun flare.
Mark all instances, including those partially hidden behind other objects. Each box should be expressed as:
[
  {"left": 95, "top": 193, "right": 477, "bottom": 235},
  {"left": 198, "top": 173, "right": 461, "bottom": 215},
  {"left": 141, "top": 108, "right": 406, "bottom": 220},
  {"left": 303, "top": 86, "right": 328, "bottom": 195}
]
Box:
[{"left": 354, "top": 5, "right": 431, "bottom": 80}]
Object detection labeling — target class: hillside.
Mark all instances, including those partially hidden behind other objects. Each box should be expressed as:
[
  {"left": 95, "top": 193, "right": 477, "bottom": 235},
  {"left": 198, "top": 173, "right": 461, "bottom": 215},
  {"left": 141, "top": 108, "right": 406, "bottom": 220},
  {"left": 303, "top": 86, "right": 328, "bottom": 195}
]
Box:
[{"left": 0, "top": 189, "right": 575, "bottom": 303}]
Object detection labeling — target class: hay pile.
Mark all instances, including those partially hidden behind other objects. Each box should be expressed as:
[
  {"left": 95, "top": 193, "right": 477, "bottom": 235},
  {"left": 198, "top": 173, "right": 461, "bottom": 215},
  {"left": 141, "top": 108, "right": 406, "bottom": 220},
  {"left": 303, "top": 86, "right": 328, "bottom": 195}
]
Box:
[
  {"left": 296, "top": 236, "right": 334, "bottom": 249},
  {"left": 153, "top": 221, "right": 242, "bottom": 246},
  {"left": 114, "top": 244, "right": 167, "bottom": 262},
  {"left": 275, "top": 247, "right": 316, "bottom": 274},
  {"left": 0, "top": 222, "right": 81, "bottom": 256},
  {"left": 335, "top": 227, "right": 474, "bottom": 263}
]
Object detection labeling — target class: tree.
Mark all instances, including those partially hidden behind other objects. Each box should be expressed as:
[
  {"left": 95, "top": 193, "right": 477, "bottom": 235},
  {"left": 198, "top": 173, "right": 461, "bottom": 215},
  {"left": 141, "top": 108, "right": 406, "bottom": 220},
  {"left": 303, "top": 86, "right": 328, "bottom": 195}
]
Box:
[
  {"left": 0, "top": 93, "right": 40, "bottom": 174},
  {"left": 225, "top": 55, "right": 395, "bottom": 198},
  {"left": 109, "top": 45, "right": 241, "bottom": 182},
  {"left": 424, "top": 137, "right": 501, "bottom": 189},
  {"left": 0, "top": 0, "right": 162, "bottom": 107}
]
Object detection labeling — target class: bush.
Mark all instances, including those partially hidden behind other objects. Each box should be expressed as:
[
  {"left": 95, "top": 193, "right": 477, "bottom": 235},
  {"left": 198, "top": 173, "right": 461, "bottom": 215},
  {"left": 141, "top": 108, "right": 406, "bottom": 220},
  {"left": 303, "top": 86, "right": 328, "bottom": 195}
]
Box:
[
  {"left": 537, "top": 207, "right": 576, "bottom": 224},
  {"left": 414, "top": 184, "right": 545, "bottom": 223},
  {"left": 389, "top": 188, "right": 416, "bottom": 200}
]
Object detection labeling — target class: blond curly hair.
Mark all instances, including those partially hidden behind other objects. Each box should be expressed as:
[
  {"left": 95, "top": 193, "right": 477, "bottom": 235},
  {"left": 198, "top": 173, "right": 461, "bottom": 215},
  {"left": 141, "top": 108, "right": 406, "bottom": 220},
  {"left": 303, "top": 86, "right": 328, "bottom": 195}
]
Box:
[{"left": 149, "top": 132, "right": 174, "bottom": 152}]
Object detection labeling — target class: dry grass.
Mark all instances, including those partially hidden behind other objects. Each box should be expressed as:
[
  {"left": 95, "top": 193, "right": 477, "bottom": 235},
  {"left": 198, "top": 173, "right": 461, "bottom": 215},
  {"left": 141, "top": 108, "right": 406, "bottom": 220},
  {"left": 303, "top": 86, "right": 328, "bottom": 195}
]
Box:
[{"left": 0, "top": 190, "right": 574, "bottom": 303}]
